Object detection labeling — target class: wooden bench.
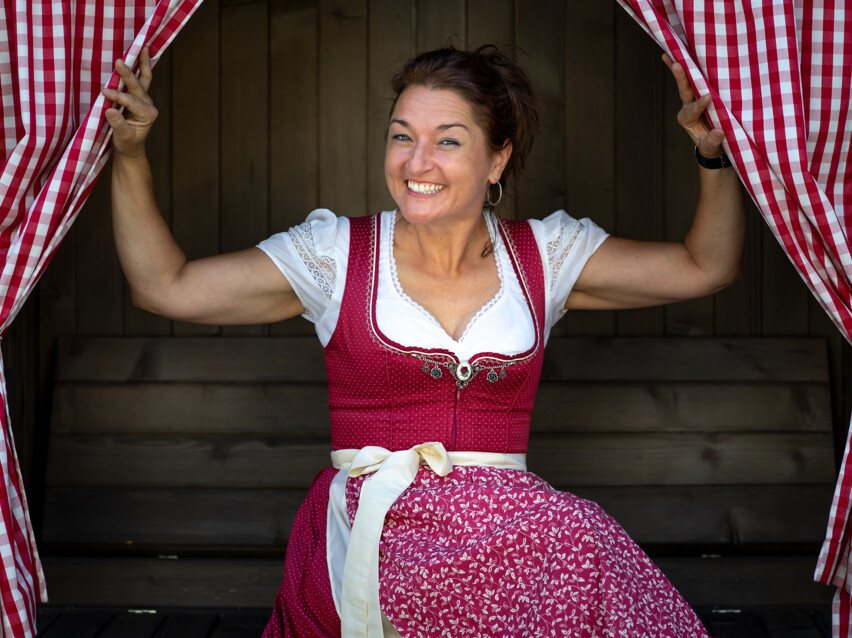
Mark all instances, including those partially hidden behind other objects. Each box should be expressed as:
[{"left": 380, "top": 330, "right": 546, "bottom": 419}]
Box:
[{"left": 40, "top": 335, "right": 836, "bottom": 612}]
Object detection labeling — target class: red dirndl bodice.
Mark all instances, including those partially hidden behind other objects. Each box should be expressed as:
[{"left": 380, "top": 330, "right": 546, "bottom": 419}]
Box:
[{"left": 324, "top": 213, "right": 547, "bottom": 453}]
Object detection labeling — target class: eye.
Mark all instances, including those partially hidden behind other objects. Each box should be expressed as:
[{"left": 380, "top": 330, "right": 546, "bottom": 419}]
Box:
[
  {"left": 439, "top": 138, "right": 460, "bottom": 146},
  {"left": 391, "top": 133, "right": 411, "bottom": 142}
]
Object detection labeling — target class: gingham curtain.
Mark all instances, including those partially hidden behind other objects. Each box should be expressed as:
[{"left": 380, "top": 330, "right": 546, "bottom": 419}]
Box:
[
  {"left": 0, "top": 1, "right": 202, "bottom": 635},
  {"left": 616, "top": 0, "right": 852, "bottom": 634}
]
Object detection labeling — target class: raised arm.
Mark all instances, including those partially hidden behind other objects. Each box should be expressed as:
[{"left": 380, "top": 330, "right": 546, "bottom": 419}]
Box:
[
  {"left": 101, "top": 48, "right": 304, "bottom": 324},
  {"left": 565, "top": 54, "right": 745, "bottom": 311}
]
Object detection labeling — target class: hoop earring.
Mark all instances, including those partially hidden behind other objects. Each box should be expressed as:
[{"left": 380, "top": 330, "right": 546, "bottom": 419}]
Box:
[{"left": 485, "top": 181, "right": 503, "bottom": 207}]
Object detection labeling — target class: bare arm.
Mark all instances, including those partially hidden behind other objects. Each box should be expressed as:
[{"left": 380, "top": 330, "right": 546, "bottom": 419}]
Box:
[
  {"left": 102, "top": 49, "right": 304, "bottom": 324},
  {"left": 566, "top": 54, "right": 745, "bottom": 310}
]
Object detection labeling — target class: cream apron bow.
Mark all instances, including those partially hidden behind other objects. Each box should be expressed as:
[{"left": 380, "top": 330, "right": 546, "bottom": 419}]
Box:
[{"left": 330, "top": 443, "right": 527, "bottom": 637}]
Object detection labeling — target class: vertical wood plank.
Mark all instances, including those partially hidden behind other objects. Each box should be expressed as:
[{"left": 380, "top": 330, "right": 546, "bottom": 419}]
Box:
[
  {"left": 38, "top": 229, "right": 76, "bottom": 387},
  {"left": 713, "top": 195, "right": 761, "bottom": 335},
  {"left": 171, "top": 0, "right": 221, "bottom": 336},
  {"left": 613, "top": 9, "right": 664, "bottom": 335},
  {"left": 466, "top": 0, "right": 516, "bottom": 220},
  {"left": 416, "top": 0, "right": 466, "bottom": 51},
  {"left": 367, "top": 0, "right": 415, "bottom": 217},
  {"left": 269, "top": 0, "right": 320, "bottom": 230},
  {"left": 563, "top": 0, "right": 615, "bottom": 228},
  {"left": 268, "top": 0, "right": 321, "bottom": 337},
  {"left": 466, "top": 0, "right": 513, "bottom": 50},
  {"left": 662, "top": 68, "right": 713, "bottom": 336},
  {"left": 557, "top": 0, "right": 615, "bottom": 337},
  {"left": 220, "top": 0, "right": 270, "bottom": 336},
  {"left": 36, "top": 226, "right": 77, "bottom": 527},
  {"left": 515, "top": 0, "right": 564, "bottom": 220},
  {"left": 761, "top": 224, "right": 809, "bottom": 335},
  {"left": 124, "top": 48, "right": 173, "bottom": 336},
  {"left": 74, "top": 165, "right": 124, "bottom": 336},
  {"left": 808, "top": 280, "right": 849, "bottom": 457},
  {"left": 318, "top": 0, "right": 368, "bottom": 217}
]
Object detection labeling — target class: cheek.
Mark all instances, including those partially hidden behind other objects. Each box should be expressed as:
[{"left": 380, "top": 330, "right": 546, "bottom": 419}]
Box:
[
  {"left": 384, "top": 146, "right": 404, "bottom": 175},
  {"left": 383, "top": 156, "right": 394, "bottom": 188},
  {"left": 384, "top": 150, "right": 402, "bottom": 194}
]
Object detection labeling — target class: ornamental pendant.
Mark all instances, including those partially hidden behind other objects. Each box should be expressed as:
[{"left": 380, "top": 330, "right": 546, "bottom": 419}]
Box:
[{"left": 455, "top": 361, "right": 473, "bottom": 382}]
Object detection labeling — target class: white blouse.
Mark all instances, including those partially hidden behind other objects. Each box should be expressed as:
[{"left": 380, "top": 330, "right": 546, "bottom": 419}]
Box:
[{"left": 257, "top": 209, "right": 608, "bottom": 359}]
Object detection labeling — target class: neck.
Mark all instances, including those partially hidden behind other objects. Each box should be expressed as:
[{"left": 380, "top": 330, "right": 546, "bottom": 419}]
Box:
[{"left": 395, "top": 210, "right": 490, "bottom": 276}]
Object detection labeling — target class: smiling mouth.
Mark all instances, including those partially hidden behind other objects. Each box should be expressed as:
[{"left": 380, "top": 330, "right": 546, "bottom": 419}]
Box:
[{"left": 406, "top": 180, "right": 446, "bottom": 195}]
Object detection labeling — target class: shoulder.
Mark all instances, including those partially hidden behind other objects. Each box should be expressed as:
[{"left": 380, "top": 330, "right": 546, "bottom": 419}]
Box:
[
  {"left": 291, "top": 208, "right": 351, "bottom": 242},
  {"left": 257, "top": 209, "right": 349, "bottom": 257},
  {"left": 525, "top": 210, "right": 609, "bottom": 260},
  {"left": 526, "top": 210, "right": 606, "bottom": 242},
  {"left": 491, "top": 210, "right": 608, "bottom": 255}
]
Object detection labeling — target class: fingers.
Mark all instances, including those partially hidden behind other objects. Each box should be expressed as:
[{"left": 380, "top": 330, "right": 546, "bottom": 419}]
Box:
[
  {"left": 697, "top": 128, "right": 726, "bottom": 159},
  {"left": 679, "top": 93, "right": 712, "bottom": 126},
  {"left": 138, "top": 47, "right": 153, "bottom": 92},
  {"left": 112, "top": 47, "right": 154, "bottom": 102},
  {"left": 115, "top": 60, "right": 149, "bottom": 101},
  {"left": 662, "top": 53, "right": 698, "bottom": 106},
  {"left": 102, "top": 85, "right": 157, "bottom": 119},
  {"left": 101, "top": 47, "right": 157, "bottom": 126},
  {"left": 661, "top": 53, "right": 726, "bottom": 152},
  {"left": 103, "top": 106, "right": 132, "bottom": 142},
  {"left": 104, "top": 107, "right": 124, "bottom": 128},
  {"left": 101, "top": 47, "right": 157, "bottom": 160}
]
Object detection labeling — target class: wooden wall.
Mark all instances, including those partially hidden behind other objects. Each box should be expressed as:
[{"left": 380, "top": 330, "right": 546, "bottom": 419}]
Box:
[{"left": 2, "top": 0, "right": 849, "bottom": 525}]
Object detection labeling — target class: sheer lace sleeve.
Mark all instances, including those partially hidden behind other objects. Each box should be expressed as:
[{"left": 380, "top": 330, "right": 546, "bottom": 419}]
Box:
[
  {"left": 256, "top": 208, "right": 349, "bottom": 326},
  {"left": 530, "top": 210, "right": 609, "bottom": 329}
]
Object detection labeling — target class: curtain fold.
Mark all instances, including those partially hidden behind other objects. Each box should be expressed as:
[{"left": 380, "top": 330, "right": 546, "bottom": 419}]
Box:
[
  {"left": 0, "top": 1, "right": 202, "bottom": 635},
  {"left": 615, "top": 1, "right": 852, "bottom": 635}
]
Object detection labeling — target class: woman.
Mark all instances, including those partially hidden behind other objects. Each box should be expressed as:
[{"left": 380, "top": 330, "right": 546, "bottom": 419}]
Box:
[{"left": 103, "top": 45, "right": 743, "bottom": 638}]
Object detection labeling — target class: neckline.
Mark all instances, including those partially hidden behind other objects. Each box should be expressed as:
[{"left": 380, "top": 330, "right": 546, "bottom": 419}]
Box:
[
  {"left": 387, "top": 210, "right": 505, "bottom": 346},
  {"left": 368, "top": 212, "right": 541, "bottom": 366}
]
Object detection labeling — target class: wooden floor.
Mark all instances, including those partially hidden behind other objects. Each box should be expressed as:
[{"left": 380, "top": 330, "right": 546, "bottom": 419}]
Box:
[{"left": 36, "top": 605, "right": 831, "bottom": 637}]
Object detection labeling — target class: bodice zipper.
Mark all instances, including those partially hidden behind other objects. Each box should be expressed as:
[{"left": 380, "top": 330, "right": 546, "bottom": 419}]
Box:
[{"left": 451, "top": 388, "right": 460, "bottom": 450}]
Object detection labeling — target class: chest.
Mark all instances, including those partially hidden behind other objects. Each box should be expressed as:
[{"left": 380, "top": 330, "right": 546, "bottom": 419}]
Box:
[{"left": 393, "top": 253, "right": 500, "bottom": 342}]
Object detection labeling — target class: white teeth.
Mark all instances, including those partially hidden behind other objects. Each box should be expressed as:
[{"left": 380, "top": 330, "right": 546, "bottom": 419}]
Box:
[{"left": 407, "top": 180, "right": 445, "bottom": 195}]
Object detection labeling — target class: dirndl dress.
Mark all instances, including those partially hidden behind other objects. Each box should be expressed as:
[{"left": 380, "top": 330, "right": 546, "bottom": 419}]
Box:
[{"left": 258, "top": 210, "right": 710, "bottom": 638}]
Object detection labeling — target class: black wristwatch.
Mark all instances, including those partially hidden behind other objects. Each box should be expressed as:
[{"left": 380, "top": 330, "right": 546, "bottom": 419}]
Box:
[{"left": 695, "top": 145, "right": 730, "bottom": 169}]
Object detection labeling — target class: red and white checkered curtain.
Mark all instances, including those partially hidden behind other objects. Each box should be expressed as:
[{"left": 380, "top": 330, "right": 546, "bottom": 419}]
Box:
[
  {"left": 0, "top": 1, "right": 201, "bottom": 635},
  {"left": 617, "top": 0, "right": 852, "bottom": 634}
]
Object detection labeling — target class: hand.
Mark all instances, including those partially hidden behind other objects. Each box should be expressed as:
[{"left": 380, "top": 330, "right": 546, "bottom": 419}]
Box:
[
  {"left": 102, "top": 47, "right": 157, "bottom": 160},
  {"left": 662, "top": 53, "right": 725, "bottom": 159}
]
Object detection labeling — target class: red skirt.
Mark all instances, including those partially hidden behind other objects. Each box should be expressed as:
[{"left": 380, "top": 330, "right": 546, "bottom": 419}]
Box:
[{"left": 263, "top": 465, "right": 709, "bottom": 638}]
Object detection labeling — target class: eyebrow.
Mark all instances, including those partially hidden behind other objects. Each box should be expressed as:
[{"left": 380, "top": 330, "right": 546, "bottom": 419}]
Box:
[{"left": 390, "top": 119, "right": 469, "bottom": 132}]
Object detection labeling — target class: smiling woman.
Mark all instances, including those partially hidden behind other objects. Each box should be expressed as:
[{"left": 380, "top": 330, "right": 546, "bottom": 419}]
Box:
[{"left": 103, "top": 43, "right": 743, "bottom": 638}]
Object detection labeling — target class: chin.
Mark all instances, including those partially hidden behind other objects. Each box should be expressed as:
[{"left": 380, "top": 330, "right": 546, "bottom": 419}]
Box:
[
  {"left": 395, "top": 196, "right": 442, "bottom": 222},
  {"left": 397, "top": 207, "right": 442, "bottom": 226}
]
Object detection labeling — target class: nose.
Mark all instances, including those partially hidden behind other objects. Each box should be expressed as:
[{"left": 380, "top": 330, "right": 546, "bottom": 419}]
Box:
[{"left": 406, "top": 140, "right": 434, "bottom": 175}]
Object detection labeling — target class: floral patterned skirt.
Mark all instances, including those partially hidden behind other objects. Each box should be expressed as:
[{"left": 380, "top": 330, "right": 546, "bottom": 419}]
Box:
[{"left": 263, "top": 465, "right": 710, "bottom": 638}]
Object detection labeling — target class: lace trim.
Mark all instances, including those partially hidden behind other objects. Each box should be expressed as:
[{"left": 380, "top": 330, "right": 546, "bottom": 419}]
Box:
[
  {"left": 546, "top": 219, "right": 582, "bottom": 292},
  {"left": 289, "top": 221, "right": 337, "bottom": 300},
  {"left": 460, "top": 213, "right": 505, "bottom": 342},
  {"left": 387, "top": 211, "right": 505, "bottom": 343}
]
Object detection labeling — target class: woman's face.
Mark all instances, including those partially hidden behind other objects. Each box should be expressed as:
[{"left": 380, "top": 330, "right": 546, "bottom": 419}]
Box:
[{"left": 385, "top": 86, "right": 511, "bottom": 227}]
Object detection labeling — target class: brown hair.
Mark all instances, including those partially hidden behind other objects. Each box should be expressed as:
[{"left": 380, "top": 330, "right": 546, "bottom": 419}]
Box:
[{"left": 390, "top": 45, "right": 540, "bottom": 184}]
